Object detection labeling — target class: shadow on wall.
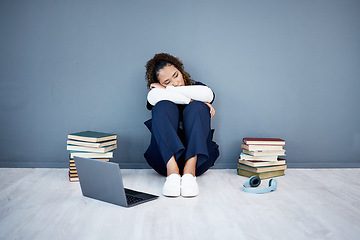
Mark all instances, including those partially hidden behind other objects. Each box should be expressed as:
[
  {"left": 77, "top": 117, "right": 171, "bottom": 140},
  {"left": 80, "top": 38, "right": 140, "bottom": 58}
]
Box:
[{"left": 114, "top": 134, "right": 151, "bottom": 168}]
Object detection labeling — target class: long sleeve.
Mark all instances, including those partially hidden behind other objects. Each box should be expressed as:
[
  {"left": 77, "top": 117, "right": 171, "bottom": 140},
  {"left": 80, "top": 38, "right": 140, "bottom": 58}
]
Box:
[
  {"left": 147, "top": 88, "right": 191, "bottom": 106},
  {"left": 146, "top": 82, "right": 215, "bottom": 110},
  {"left": 165, "top": 85, "right": 214, "bottom": 103}
]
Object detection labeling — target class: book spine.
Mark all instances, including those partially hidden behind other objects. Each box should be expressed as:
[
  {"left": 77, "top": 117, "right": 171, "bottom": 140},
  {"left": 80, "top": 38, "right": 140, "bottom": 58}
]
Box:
[
  {"left": 238, "top": 163, "right": 287, "bottom": 173},
  {"left": 242, "top": 149, "right": 286, "bottom": 157},
  {"left": 238, "top": 159, "right": 287, "bottom": 167},
  {"left": 66, "top": 144, "right": 117, "bottom": 153},
  {"left": 69, "top": 152, "right": 113, "bottom": 158},
  {"left": 237, "top": 169, "right": 285, "bottom": 179}
]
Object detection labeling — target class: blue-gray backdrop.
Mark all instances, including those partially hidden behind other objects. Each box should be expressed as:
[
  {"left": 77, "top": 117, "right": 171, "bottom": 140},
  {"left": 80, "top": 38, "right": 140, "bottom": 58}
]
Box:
[{"left": 1, "top": 0, "right": 359, "bottom": 168}]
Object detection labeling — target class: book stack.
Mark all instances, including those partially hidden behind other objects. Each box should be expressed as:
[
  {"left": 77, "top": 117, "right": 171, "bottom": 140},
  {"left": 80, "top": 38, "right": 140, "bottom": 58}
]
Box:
[
  {"left": 238, "top": 137, "right": 287, "bottom": 179},
  {"left": 66, "top": 130, "right": 117, "bottom": 182}
]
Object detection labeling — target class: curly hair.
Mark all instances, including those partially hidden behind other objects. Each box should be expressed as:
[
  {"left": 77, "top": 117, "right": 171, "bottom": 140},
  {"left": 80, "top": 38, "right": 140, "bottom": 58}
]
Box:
[{"left": 145, "top": 53, "right": 193, "bottom": 88}]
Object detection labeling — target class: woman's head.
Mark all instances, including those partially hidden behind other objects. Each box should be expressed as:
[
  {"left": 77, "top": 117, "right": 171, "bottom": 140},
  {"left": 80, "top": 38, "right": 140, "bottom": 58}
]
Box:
[{"left": 145, "top": 53, "right": 193, "bottom": 88}]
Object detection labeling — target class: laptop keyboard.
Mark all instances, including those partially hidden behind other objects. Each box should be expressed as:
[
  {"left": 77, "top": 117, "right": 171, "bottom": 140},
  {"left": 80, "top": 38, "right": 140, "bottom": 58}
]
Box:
[{"left": 126, "top": 195, "right": 145, "bottom": 205}]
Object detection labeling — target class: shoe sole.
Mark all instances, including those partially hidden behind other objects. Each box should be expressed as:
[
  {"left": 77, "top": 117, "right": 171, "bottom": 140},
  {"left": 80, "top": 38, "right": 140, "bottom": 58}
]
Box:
[
  {"left": 181, "top": 190, "right": 199, "bottom": 197},
  {"left": 163, "top": 190, "right": 180, "bottom": 197}
]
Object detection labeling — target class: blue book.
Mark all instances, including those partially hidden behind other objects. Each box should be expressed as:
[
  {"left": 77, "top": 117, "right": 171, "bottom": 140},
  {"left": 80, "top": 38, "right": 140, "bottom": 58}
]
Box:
[{"left": 67, "top": 131, "right": 117, "bottom": 143}]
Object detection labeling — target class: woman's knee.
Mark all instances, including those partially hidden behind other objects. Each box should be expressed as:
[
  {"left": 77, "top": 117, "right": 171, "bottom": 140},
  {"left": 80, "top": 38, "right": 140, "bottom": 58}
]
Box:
[
  {"left": 152, "top": 100, "right": 178, "bottom": 113},
  {"left": 152, "top": 100, "right": 180, "bottom": 127},
  {"left": 183, "top": 101, "right": 209, "bottom": 117}
]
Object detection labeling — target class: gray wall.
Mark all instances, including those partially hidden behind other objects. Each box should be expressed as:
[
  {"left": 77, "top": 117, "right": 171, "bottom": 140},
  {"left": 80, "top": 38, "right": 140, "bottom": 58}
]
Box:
[{"left": 1, "top": 0, "right": 359, "bottom": 168}]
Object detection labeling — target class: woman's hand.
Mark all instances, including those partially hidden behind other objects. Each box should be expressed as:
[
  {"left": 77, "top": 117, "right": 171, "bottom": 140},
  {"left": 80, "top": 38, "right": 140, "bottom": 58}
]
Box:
[
  {"left": 204, "top": 102, "right": 215, "bottom": 118},
  {"left": 189, "top": 100, "right": 215, "bottom": 118},
  {"left": 150, "top": 83, "right": 166, "bottom": 89}
]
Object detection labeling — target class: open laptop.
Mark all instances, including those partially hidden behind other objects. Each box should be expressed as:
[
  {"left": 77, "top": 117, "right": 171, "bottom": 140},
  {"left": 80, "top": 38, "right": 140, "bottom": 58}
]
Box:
[{"left": 74, "top": 157, "right": 158, "bottom": 207}]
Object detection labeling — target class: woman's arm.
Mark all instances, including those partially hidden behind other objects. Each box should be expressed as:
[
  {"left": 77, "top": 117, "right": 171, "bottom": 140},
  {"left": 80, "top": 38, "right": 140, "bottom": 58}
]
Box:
[
  {"left": 166, "top": 85, "right": 214, "bottom": 103},
  {"left": 147, "top": 85, "right": 214, "bottom": 107},
  {"left": 147, "top": 88, "right": 191, "bottom": 106},
  {"left": 147, "top": 84, "right": 216, "bottom": 118}
]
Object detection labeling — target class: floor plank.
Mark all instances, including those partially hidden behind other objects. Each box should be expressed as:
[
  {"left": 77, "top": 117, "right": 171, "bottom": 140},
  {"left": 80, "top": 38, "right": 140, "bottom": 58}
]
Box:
[{"left": 0, "top": 168, "right": 359, "bottom": 240}]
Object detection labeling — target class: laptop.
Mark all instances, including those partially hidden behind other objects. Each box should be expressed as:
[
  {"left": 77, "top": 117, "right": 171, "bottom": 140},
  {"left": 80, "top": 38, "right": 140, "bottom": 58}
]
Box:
[{"left": 74, "top": 157, "right": 158, "bottom": 207}]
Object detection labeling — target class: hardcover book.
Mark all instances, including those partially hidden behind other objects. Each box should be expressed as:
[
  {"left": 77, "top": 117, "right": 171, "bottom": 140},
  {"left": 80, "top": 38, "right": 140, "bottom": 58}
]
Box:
[
  {"left": 69, "top": 176, "right": 79, "bottom": 182},
  {"left": 69, "top": 155, "right": 110, "bottom": 162},
  {"left": 241, "top": 143, "right": 284, "bottom": 151},
  {"left": 70, "top": 151, "right": 113, "bottom": 159},
  {"left": 66, "top": 144, "right": 117, "bottom": 153},
  {"left": 68, "top": 131, "right": 117, "bottom": 143},
  {"left": 237, "top": 163, "right": 287, "bottom": 173},
  {"left": 243, "top": 137, "right": 285, "bottom": 146},
  {"left": 237, "top": 169, "right": 285, "bottom": 179},
  {"left": 67, "top": 139, "right": 117, "bottom": 148},
  {"left": 242, "top": 149, "right": 286, "bottom": 157},
  {"left": 67, "top": 130, "right": 116, "bottom": 182},
  {"left": 238, "top": 158, "right": 286, "bottom": 167},
  {"left": 240, "top": 153, "right": 278, "bottom": 162}
]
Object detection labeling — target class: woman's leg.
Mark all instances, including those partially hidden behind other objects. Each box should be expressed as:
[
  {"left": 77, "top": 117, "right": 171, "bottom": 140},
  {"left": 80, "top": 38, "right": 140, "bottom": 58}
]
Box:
[
  {"left": 182, "top": 154, "right": 199, "bottom": 197},
  {"left": 166, "top": 155, "right": 180, "bottom": 176},
  {"left": 163, "top": 155, "right": 181, "bottom": 197},
  {"left": 144, "top": 100, "right": 184, "bottom": 176},
  {"left": 182, "top": 101, "right": 219, "bottom": 176},
  {"left": 183, "top": 155, "right": 197, "bottom": 176}
]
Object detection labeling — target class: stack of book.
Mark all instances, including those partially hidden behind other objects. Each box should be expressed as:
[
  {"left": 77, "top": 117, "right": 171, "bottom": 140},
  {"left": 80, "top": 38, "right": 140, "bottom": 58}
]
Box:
[
  {"left": 238, "top": 137, "right": 287, "bottom": 179},
  {"left": 66, "top": 130, "right": 117, "bottom": 182}
]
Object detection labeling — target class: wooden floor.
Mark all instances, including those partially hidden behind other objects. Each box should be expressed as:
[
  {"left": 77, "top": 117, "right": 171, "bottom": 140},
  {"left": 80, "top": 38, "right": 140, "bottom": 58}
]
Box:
[{"left": 0, "top": 168, "right": 359, "bottom": 240}]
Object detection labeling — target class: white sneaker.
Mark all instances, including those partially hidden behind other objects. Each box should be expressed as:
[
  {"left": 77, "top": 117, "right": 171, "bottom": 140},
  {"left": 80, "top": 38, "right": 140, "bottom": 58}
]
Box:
[
  {"left": 181, "top": 174, "right": 199, "bottom": 197},
  {"left": 162, "top": 174, "right": 181, "bottom": 197}
]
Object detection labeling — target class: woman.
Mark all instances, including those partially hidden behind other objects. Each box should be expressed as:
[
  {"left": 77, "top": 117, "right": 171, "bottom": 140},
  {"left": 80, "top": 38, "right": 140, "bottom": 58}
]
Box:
[{"left": 144, "top": 53, "right": 219, "bottom": 197}]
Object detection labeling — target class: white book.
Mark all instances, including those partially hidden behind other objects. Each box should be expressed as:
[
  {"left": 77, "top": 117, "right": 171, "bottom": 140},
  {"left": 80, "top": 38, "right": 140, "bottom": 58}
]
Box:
[
  {"left": 239, "top": 153, "right": 278, "bottom": 162},
  {"left": 70, "top": 151, "right": 113, "bottom": 159},
  {"left": 67, "top": 144, "right": 117, "bottom": 153},
  {"left": 241, "top": 143, "right": 284, "bottom": 151},
  {"left": 242, "top": 149, "right": 286, "bottom": 157},
  {"left": 67, "top": 139, "right": 117, "bottom": 148}
]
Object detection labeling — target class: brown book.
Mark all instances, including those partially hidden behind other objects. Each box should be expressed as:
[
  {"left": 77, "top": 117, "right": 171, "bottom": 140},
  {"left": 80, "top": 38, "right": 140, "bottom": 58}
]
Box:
[
  {"left": 69, "top": 157, "right": 110, "bottom": 162},
  {"left": 69, "top": 171, "right": 79, "bottom": 182},
  {"left": 243, "top": 137, "right": 285, "bottom": 146},
  {"left": 238, "top": 163, "right": 287, "bottom": 173},
  {"left": 68, "top": 157, "right": 110, "bottom": 182},
  {"left": 69, "top": 159, "right": 110, "bottom": 170},
  {"left": 238, "top": 158, "right": 286, "bottom": 167},
  {"left": 237, "top": 169, "right": 285, "bottom": 179},
  {"left": 69, "top": 171, "right": 78, "bottom": 176}
]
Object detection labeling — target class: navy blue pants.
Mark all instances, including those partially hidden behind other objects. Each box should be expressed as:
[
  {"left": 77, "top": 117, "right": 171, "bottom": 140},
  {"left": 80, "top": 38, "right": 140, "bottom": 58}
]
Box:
[{"left": 144, "top": 100, "right": 219, "bottom": 176}]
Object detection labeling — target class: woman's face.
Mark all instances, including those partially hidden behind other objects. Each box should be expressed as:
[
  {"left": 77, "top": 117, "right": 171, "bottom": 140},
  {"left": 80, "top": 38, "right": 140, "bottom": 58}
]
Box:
[{"left": 157, "top": 64, "right": 185, "bottom": 87}]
